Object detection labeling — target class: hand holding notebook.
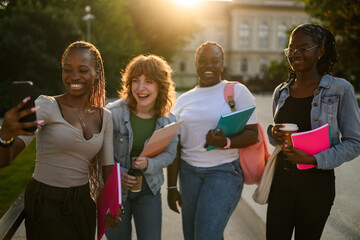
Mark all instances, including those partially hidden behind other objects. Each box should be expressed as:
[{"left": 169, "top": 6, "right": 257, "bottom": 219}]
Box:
[
  {"left": 291, "top": 123, "right": 331, "bottom": 170},
  {"left": 206, "top": 106, "right": 255, "bottom": 151},
  {"left": 97, "top": 163, "right": 122, "bottom": 240}
]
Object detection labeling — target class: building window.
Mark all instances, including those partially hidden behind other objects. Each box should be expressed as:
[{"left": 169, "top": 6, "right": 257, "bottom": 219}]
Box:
[
  {"left": 259, "top": 23, "right": 269, "bottom": 48},
  {"left": 180, "top": 61, "right": 186, "bottom": 72},
  {"left": 239, "top": 22, "right": 250, "bottom": 48},
  {"left": 259, "top": 58, "right": 268, "bottom": 73},
  {"left": 241, "top": 58, "right": 248, "bottom": 73},
  {"left": 278, "top": 24, "right": 288, "bottom": 48}
]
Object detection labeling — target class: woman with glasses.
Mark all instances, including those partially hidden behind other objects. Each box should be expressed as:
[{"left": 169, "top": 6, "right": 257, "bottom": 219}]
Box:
[{"left": 267, "top": 23, "right": 360, "bottom": 239}]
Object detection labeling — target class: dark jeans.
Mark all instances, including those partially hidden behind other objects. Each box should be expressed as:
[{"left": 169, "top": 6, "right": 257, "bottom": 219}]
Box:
[
  {"left": 266, "top": 154, "right": 335, "bottom": 240},
  {"left": 24, "top": 178, "right": 96, "bottom": 240}
]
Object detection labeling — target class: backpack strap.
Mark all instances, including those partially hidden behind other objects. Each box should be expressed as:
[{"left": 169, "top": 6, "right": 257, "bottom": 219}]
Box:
[{"left": 224, "top": 82, "right": 236, "bottom": 112}]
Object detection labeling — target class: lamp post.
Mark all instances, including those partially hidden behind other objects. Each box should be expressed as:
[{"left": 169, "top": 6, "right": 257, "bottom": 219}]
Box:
[{"left": 82, "top": 5, "right": 95, "bottom": 42}]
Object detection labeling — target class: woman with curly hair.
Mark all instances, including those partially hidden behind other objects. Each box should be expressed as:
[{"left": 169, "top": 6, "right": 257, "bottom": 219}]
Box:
[
  {"left": 267, "top": 23, "right": 360, "bottom": 239},
  {"left": 0, "top": 41, "right": 120, "bottom": 239},
  {"left": 106, "top": 54, "right": 178, "bottom": 240}
]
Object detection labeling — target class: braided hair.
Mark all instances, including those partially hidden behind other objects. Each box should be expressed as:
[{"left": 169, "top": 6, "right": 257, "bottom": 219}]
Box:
[
  {"left": 61, "top": 41, "right": 106, "bottom": 200},
  {"left": 287, "top": 23, "right": 338, "bottom": 81},
  {"left": 61, "top": 41, "right": 106, "bottom": 108}
]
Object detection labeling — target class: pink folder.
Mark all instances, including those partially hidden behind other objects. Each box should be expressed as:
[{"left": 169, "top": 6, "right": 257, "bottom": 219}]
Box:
[
  {"left": 140, "top": 121, "right": 183, "bottom": 158},
  {"left": 291, "top": 123, "right": 331, "bottom": 170},
  {"left": 97, "top": 162, "right": 122, "bottom": 240}
]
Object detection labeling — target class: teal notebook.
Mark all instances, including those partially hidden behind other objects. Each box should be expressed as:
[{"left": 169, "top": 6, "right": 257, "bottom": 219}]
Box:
[{"left": 206, "top": 105, "right": 256, "bottom": 151}]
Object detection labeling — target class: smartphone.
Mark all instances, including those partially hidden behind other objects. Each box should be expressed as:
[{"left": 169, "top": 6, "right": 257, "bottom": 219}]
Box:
[{"left": 10, "top": 81, "right": 37, "bottom": 132}]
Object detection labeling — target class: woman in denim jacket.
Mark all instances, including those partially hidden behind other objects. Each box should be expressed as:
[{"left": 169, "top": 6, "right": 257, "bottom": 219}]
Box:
[
  {"left": 267, "top": 23, "right": 360, "bottom": 240},
  {"left": 105, "top": 55, "right": 178, "bottom": 240}
]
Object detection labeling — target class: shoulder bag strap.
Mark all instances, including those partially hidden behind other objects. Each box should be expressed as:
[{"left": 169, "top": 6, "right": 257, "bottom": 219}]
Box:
[{"left": 224, "top": 82, "right": 236, "bottom": 112}]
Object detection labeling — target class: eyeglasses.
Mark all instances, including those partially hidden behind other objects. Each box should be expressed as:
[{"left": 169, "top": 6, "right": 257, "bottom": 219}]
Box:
[{"left": 283, "top": 45, "right": 320, "bottom": 57}]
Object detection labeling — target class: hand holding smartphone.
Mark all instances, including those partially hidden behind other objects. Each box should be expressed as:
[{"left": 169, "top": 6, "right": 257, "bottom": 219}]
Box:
[{"left": 10, "top": 81, "right": 37, "bottom": 132}]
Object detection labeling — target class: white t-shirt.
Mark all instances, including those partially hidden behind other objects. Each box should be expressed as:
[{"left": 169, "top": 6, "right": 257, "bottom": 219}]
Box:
[{"left": 173, "top": 81, "right": 257, "bottom": 167}]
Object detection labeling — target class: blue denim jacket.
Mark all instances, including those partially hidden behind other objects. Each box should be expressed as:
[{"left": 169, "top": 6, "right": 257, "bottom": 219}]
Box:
[
  {"left": 269, "top": 74, "right": 360, "bottom": 169},
  {"left": 106, "top": 99, "right": 178, "bottom": 202}
]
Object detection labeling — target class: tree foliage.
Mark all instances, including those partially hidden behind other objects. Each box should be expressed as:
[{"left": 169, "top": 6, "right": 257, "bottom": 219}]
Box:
[
  {"left": 246, "top": 59, "right": 289, "bottom": 93},
  {"left": 87, "top": 0, "right": 143, "bottom": 97},
  {"left": 301, "top": 0, "right": 360, "bottom": 90},
  {"left": 0, "top": 0, "right": 197, "bottom": 115},
  {"left": 0, "top": 0, "right": 82, "bottom": 114}
]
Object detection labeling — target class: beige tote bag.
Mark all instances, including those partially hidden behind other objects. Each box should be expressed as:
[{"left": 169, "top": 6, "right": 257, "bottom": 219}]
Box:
[{"left": 252, "top": 145, "right": 282, "bottom": 204}]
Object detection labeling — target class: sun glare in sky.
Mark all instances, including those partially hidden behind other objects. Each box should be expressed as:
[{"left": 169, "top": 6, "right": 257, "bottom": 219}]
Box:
[
  {"left": 171, "top": 0, "right": 201, "bottom": 7},
  {"left": 171, "top": 0, "right": 232, "bottom": 8}
]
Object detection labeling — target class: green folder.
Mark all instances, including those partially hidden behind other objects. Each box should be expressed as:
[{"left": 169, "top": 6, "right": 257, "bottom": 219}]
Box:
[{"left": 206, "top": 105, "right": 256, "bottom": 151}]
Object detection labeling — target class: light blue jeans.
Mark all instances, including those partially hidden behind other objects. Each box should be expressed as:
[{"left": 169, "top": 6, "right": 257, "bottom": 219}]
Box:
[
  {"left": 105, "top": 179, "right": 162, "bottom": 240},
  {"left": 179, "top": 159, "right": 244, "bottom": 240}
]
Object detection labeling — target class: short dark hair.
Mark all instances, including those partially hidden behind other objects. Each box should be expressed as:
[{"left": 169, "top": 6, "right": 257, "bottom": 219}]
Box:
[{"left": 195, "top": 41, "right": 225, "bottom": 63}]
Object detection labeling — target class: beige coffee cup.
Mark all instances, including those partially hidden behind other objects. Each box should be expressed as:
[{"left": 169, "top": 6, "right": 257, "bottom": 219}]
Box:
[
  {"left": 128, "top": 168, "right": 143, "bottom": 192},
  {"left": 279, "top": 123, "right": 298, "bottom": 151},
  {"left": 130, "top": 175, "right": 143, "bottom": 192}
]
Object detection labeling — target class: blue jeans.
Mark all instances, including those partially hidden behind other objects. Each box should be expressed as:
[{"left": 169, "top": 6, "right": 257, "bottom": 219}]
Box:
[
  {"left": 179, "top": 159, "right": 244, "bottom": 240},
  {"left": 105, "top": 179, "right": 162, "bottom": 240}
]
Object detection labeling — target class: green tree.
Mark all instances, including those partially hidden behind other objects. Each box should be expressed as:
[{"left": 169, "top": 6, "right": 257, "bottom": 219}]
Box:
[
  {"left": 0, "top": 0, "right": 197, "bottom": 114},
  {"left": 301, "top": 0, "right": 360, "bottom": 90},
  {"left": 246, "top": 59, "right": 289, "bottom": 93},
  {"left": 0, "top": 0, "right": 83, "bottom": 114},
  {"left": 88, "top": 0, "right": 143, "bottom": 97}
]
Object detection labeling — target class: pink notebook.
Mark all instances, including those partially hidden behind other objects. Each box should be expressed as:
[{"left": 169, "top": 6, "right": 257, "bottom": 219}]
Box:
[
  {"left": 97, "top": 162, "right": 122, "bottom": 240},
  {"left": 291, "top": 123, "right": 331, "bottom": 170},
  {"left": 140, "top": 121, "right": 183, "bottom": 157}
]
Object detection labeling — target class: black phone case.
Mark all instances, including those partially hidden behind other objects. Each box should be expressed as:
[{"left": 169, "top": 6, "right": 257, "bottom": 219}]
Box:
[{"left": 10, "top": 81, "right": 37, "bottom": 132}]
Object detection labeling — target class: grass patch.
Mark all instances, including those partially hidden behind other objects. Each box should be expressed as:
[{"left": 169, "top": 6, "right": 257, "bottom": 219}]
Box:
[
  {"left": 357, "top": 98, "right": 360, "bottom": 107},
  {"left": 0, "top": 140, "right": 36, "bottom": 217}
]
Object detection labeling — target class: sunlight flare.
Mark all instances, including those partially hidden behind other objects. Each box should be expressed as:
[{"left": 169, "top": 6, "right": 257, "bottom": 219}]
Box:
[{"left": 171, "top": 0, "right": 202, "bottom": 7}]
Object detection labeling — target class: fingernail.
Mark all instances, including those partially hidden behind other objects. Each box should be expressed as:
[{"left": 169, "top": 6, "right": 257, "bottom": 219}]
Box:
[
  {"left": 37, "top": 120, "right": 44, "bottom": 125},
  {"left": 31, "top": 106, "right": 40, "bottom": 112},
  {"left": 23, "top": 96, "right": 31, "bottom": 103}
]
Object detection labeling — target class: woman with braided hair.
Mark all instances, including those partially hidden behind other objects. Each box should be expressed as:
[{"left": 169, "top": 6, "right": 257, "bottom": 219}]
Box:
[
  {"left": 0, "top": 41, "right": 121, "bottom": 239},
  {"left": 268, "top": 24, "right": 360, "bottom": 239}
]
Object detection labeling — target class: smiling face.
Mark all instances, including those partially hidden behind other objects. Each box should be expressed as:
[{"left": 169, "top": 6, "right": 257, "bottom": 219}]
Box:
[
  {"left": 62, "top": 49, "right": 98, "bottom": 97},
  {"left": 195, "top": 44, "right": 224, "bottom": 87},
  {"left": 131, "top": 74, "right": 159, "bottom": 111},
  {"left": 287, "top": 32, "right": 324, "bottom": 74}
]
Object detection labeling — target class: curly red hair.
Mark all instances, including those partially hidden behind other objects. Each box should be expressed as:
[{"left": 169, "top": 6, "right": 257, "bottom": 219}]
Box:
[{"left": 119, "top": 54, "right": 176, "bottom": 118}]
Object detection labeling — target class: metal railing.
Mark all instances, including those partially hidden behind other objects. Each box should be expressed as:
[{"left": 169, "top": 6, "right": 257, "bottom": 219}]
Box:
[{"left": 0, "top": 192, "right": 25, "bottom": 240}]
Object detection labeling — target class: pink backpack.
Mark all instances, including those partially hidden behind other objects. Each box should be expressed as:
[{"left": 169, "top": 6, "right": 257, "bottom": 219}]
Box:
[{"left": 224, "top": 82, "right": 271, "bottom": 185}]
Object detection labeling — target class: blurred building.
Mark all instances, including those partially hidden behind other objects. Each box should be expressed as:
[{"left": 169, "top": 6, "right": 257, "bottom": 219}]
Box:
[{"left": 171, "top": 0, "right": 308, "bottom": 88}]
